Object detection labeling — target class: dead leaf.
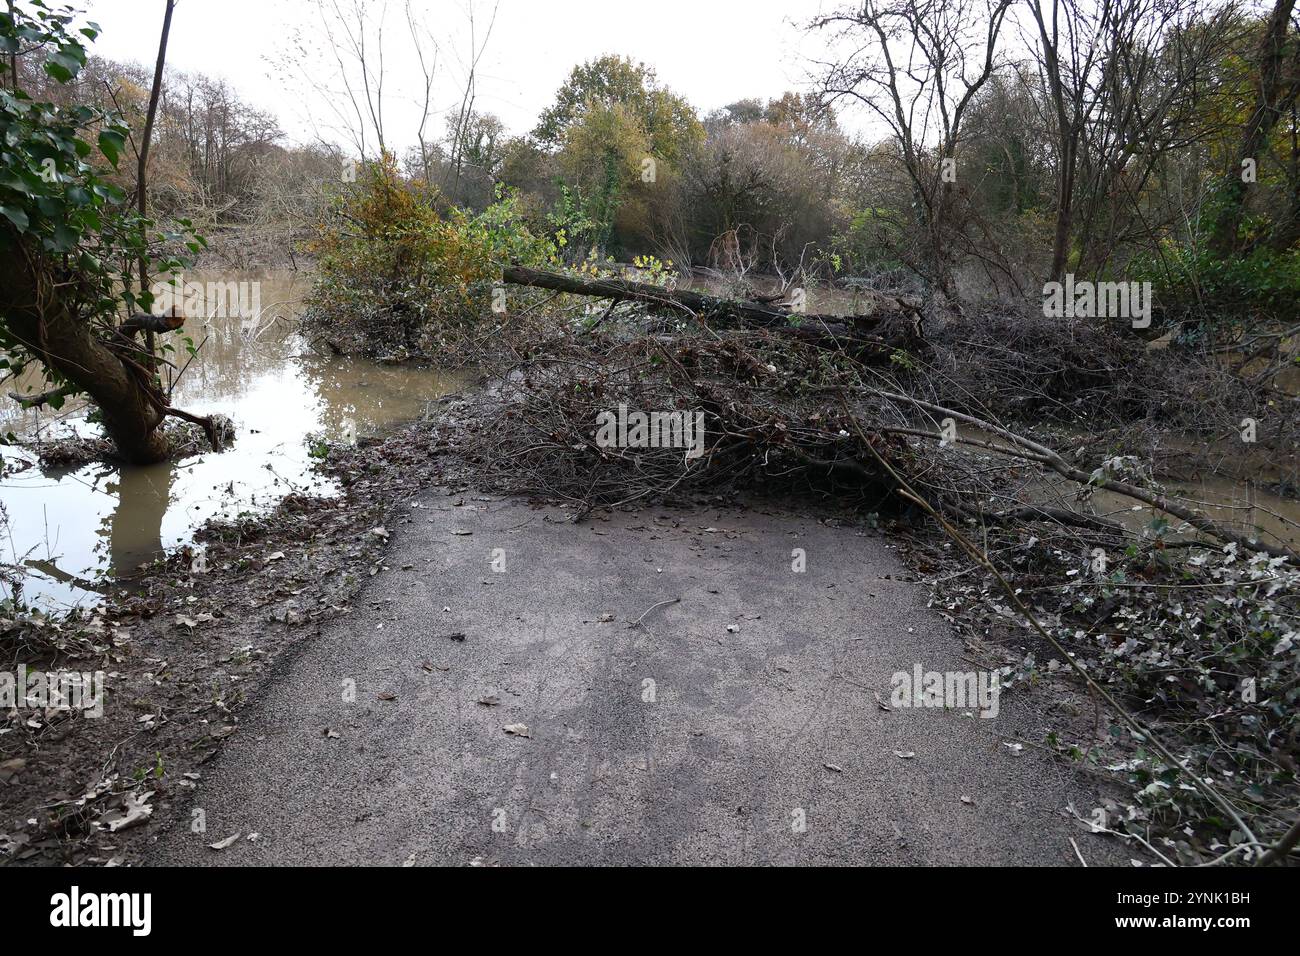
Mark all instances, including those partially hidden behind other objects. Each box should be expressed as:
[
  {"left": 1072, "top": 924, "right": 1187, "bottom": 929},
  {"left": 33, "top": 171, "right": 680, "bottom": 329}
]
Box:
[
  {"left": 477, "top": 694, "right": 501, "bottom": 707},
  {"left": 824, "top": 763, "right": 844, "bottom": 773},
  {"left": 98, "top": 790, "right": 154, "bottom": 833},
  {"left": 892, "top": 750, "right": 916, "bottom": 759},
  {"left": 503, "top": 723, "right": 531, "bottom": 738},
  {"left": 208, "top": 833, "right": 241, "bottom": 851},
  {"left": 378, "top": 691, "right": 398, "bottom": 702}
]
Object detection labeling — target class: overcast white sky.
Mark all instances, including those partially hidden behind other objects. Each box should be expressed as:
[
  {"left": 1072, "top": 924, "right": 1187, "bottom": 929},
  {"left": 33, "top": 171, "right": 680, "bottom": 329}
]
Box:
[{"left": 80, "top": 0, "right": 843, "bottom": 152}]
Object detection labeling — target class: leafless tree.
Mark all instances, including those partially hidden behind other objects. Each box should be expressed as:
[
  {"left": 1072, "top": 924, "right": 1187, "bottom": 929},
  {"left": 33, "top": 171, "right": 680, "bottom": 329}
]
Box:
[
  {"left": 1021, "top": 0, "right": 1247, "bottom": 281},
  {"left": 406, "top": 0, "right": 439, "bottom": 189},
  {"left": 811, "top": 0, "right": 1014, "bottom": 298}
]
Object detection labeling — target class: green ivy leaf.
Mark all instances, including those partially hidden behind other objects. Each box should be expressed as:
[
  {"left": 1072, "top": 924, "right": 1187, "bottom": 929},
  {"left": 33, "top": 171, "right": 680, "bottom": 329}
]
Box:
[
  {"left": 97, "top": 128, "right": 125, "bottom": 166},
  {"left": 48, "top": 222, "right": 77, "bottom": 251},
  {"left": 43, "top": 56, "right": 73, "bottom": 83},
  {"left": 0, "top": 204, "right": 29, "bottom": 230},
  {"left": 91, "top": 181, "right": 124, "bottom": 202}
]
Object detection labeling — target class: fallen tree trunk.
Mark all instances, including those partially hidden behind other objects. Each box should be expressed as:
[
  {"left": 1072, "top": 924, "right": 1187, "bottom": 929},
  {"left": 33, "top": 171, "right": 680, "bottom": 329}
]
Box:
[{"left": 501, "top": 265, "right": 925, "bottom": 361}]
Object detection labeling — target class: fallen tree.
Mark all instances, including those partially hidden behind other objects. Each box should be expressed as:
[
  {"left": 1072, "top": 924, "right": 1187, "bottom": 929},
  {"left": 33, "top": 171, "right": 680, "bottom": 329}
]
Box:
[
  {"left": 501, "top": 264, "right": 926, "bottom": 361},
  {"left": 446, "top": 302, "right": 1299, "bottom": 863},
  {"left": 425, "top": 282, "right": 1300, "bottom": 866}
]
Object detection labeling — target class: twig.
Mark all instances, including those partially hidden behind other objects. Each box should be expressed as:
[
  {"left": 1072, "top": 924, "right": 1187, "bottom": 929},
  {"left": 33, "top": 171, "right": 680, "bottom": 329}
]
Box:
[
  {"left": 629, "top": 597, "right": 680, "bottom": 628},
  {"left": 1069, "top": 837, "right": 1088, "bottom": 867}
]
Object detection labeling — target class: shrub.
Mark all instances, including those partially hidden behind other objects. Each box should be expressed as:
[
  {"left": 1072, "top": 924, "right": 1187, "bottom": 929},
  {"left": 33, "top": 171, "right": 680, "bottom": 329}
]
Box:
[
  {"left": 1130, "top": 219, "right": 1300, "bottom": 326},
  {"left": 303, "top": 154, "right": 555, "bottom": 358}
]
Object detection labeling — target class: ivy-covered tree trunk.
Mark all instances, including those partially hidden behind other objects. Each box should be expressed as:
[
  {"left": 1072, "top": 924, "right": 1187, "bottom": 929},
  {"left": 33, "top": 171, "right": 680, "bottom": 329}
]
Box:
[
  {"left": 0, "top": 1, "right": 209, "bottom": 466},
  {"left": 1209, "top": 0, "right": 1298, "bottom": 254},
  {"left": 1, "top": 265, "right": 170, "bottom": 464}
]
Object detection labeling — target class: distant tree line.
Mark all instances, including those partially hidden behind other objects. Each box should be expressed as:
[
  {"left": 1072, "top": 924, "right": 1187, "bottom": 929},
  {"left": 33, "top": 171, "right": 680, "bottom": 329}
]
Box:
[{"left": 38, "top": 0, "right": 1300, "bottom": 314}]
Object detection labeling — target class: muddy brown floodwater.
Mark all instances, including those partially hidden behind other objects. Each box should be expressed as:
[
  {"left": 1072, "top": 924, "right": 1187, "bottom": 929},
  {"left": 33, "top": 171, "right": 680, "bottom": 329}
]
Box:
[
  {"left": 0, "top": 270, "right": 469, "bottom": 612},
  {"left": 962, "top": 426, "right": 1300, "bottom": 553}
]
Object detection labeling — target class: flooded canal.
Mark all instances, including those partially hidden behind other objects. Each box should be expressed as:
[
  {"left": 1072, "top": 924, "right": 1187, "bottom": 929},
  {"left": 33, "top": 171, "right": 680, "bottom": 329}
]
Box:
[{"left": 0, "top": 271, "right": 469, "bottom": 612}]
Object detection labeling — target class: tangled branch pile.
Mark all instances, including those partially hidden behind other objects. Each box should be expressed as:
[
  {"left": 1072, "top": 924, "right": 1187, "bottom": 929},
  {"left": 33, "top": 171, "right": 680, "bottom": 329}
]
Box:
[
  {"left": 466, "top": 325, "right": 911, "bottom": 514},
  {"left": 924, "top": 308, "right": 1298, "bottom": 470}
]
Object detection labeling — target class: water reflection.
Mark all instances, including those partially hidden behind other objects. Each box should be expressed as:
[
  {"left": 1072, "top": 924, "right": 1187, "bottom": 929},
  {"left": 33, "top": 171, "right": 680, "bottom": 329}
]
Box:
[
  {"left": 107, "top": 465, "right": 172, "bottom": 578},
  {"left": 0, "top": 271, "right": 470, "bottom": 611}
]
